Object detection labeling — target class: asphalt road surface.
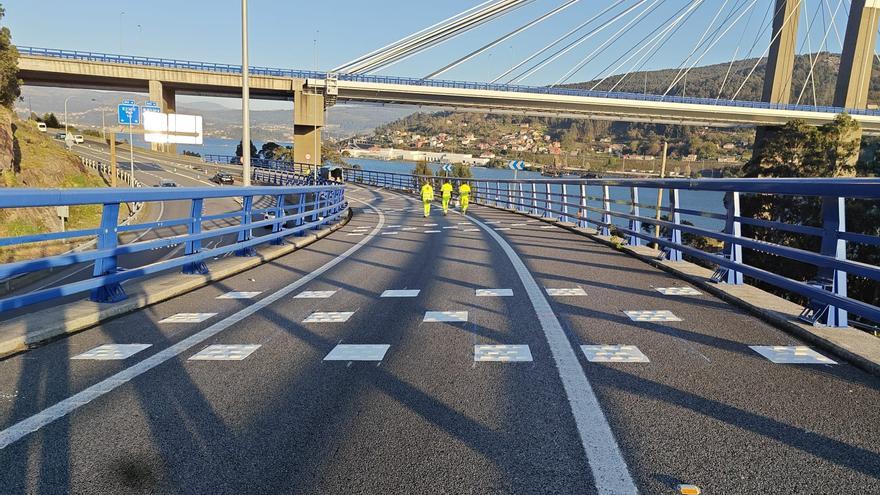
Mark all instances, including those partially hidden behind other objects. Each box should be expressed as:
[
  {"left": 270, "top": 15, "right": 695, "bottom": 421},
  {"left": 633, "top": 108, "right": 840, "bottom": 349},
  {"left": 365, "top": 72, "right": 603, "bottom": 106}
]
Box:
[{"left": 0, "top": 184, "right": 878, "bottom": 494}]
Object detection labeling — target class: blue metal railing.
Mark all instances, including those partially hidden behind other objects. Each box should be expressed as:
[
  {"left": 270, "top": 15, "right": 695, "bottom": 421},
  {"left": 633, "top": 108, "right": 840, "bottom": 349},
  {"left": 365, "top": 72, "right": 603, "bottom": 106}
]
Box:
[
  {"left": 18, "top": 46, "right": 880, "bottom": 116},
  {"left": 347, "top": 168, "right": 880, "bottom": 328},
  {"left": 0, "top": 184, "right": 347, "bottom": 312}
]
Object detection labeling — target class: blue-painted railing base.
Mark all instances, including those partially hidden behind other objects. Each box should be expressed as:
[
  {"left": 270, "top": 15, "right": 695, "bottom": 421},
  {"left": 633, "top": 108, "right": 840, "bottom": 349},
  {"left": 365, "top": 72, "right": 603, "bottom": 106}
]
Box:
[
  {"left": 90, "top": 283, "right": 127, "bottom": 304},
  {"left": 235, "top": 247, "right": 259, "bottom": 257},
  {"left": 182, "top": 261, "right": 210, "bottom": 275}
]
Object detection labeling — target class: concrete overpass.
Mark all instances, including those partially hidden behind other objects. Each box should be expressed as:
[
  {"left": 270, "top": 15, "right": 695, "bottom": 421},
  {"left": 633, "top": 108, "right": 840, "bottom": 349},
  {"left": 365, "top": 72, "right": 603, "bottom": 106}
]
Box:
[{"left": 18, "top": 46, "right": 880, "bottom": 165}]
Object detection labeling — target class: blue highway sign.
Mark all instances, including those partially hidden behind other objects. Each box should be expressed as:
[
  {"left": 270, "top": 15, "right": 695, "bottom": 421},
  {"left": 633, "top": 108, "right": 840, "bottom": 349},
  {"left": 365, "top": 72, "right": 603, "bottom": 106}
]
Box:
[{"left": 118, "top": 103, "right": 140, "bottom": 125}]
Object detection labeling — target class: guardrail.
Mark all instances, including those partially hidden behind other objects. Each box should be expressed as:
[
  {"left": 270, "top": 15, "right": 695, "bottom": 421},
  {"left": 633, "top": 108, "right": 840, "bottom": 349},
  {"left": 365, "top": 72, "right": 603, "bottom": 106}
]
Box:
[
  {"left": 347, "top": 168, "right": 880, "bottom": 329},
  {"left": 17, "top": 45, "right": 880, "bottom": 116},
  {"left": 0, "top": 184, "right": 347, "bottom": 312}
]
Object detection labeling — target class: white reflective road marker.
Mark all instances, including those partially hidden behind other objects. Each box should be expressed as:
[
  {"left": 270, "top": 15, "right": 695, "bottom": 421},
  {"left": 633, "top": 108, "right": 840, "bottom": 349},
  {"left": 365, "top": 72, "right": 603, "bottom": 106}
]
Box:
[
  {"left": 0, "top": 196, "right": 384, "bottom": 450},
  {"left": 582, "top": 345, "right": 650, "bottom": 363},
  {"left": 381, "top": 289, "right": 421, "bottom": 298},
  {"left": 546, "top": 288, "right": 588, "bottom": 297},
  {"left": 423, "top": 311, "right": 468, "bottom": 323},
  {"left": 655, "top": 287, "right": 702, "bottom": 296},
  {"left": 303, "top": 312, "right": 355, "bottom": 323},
  {"left": 625, "top": 310, "right": 681, "bottom": 322},
  {"left": 72, "top": 344, "right": 152, "bottom": 360},
  {"left": 159, "top": 313, "right": 218, "bottom": 324},
  {"left": 189, "top": 344, "right": 261, "bottom": 361},
  {"left": 324, "top": 344, "right": 390, "bottom": 361},
  {"left": 463, "top": 213, "right": 638, "bottom": 493},
  {"left": 217, "top": 291, "right": 262, "bottom": 299},
  {"left": 474, "top": 345, "right": 532, "bottom": 362},
  {"left": 476, "top": 289, "right": 514, "bottom": 297},
  {"left": 294, "top": 290, "right": 338, "bottom": 299},
  {"left": 749, "top": 346, "right": 837, "bottom": 364}
]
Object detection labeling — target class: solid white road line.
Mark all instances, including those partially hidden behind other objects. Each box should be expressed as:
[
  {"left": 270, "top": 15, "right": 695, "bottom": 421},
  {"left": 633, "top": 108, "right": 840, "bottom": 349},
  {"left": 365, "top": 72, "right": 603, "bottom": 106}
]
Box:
[
  {"left": 463, "top": 212, "right": 638, "bottom": 494},
  {"left": 0, "top": 196, "right": 384, "bottom": 450}
]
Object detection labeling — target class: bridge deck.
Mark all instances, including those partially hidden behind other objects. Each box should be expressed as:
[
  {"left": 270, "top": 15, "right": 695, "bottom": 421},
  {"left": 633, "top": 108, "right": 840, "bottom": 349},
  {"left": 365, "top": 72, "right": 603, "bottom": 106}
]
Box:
[{"left": 0, "top": 184, "right": 878, "bottom": 494}]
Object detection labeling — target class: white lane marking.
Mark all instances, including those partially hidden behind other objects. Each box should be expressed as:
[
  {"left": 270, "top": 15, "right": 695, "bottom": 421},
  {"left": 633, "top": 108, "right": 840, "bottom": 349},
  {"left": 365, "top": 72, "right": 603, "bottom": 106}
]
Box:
[
  {"left": 72, "top": 344, "right": 152, "bottom": 360},
  {"left": 381, "top": 289, "right": 421, "bottom": 298},
  {"left": 581, "top": 345, "right": 650, "bottom": 363},
  {"left": 401, "top": 227, "right": 418, "bottom": 231},
  {"left": 749, "top": 346, "right": 837, "bottom": 364},
  {"left": 540, "top": 225, "right": 556, "bottom": 229},
  {"left": 655, "top": 287, "right": 702, "bottom": 296},
  {"left": 494, "top": 228, "right": 511, "bottom": 231},
  {"left": 294, "top": 290, "right": 338, "bottom": 299},
  {"left": 159, "top": 313, "right": 217, "bottom": 324},
  {"left": 474, "top": 345, "right": 533, "bottom": 362},
  {"left": 423, "top": 311, "right": 468, "bottom": 323},
  {"left": 188, "top": 344, "right": 261, "bottom": 361},
  {"left": 463, "top": 228, "right": 480, "bottom": 232},
  {"left": 382, "top": 231, "right": 400, "bottom": 235},
  {"left": 463, "top": 212, "right": 638, "bottom": 493},
  {"left": 624, "top": 310, "right": 681, "bottom": 322},
  {"left": 546, "top": 287, "right": 588, "bottom": 297},
  {"left": 323, "top": 344, "right": 390, "bottom": 361},
  {"left": 303, "top": 311, "right": 355, "bottom": 323},
  {"left": 217, "top": 291, "right": 262, "bottom": 299},
  {"left": 386, "top": 225, "right": 402, "bottom": 228},
  {"left": 424, "top": 223, "right": 438, "bottom": 227},
  {"left": 476, "top": 288, "right": 514, "bottom": 297},
  {"left": 425, "top": 230, "right": 441, "bottom": 233},
  {"left": 347, "top": 233, "right": 365, "bottom": 237},
  {"left": 442, "top": 226, "right": 458, "bottom": 229},
  {"left": 0, "top": 195, "right": 382, "bottom": 450}
]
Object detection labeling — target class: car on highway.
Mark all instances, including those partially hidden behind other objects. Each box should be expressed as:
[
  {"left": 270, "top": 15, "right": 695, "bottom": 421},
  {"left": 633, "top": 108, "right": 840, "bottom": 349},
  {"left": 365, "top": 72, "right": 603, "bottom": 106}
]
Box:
[
  {"left": 211, "top": 173, "right": 235, "bottom": 185},
  {"left": 156, "top": 179, "right": 178, "bottom": 187},
  {"left": 73, "top": 135, "right": 84, "bottom": 144},
  {"left": 54, "top": 132, "right": 66, "bottom": 140},
  {"left": 37, "top": 122, "right": 47, "bottom": 132}
]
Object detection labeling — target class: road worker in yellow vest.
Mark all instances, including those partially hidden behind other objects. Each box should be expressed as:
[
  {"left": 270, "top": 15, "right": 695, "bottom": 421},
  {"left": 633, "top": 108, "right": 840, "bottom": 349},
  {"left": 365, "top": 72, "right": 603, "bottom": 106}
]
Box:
[
  {"left": 440, "top": 181, "right": 454, "bottom": 215},
  {"left": 421, "top": 181, "right": 435, "bottom": 217},
  {"left": 458, "top": 182, "right": 471, "bottom": 215}
]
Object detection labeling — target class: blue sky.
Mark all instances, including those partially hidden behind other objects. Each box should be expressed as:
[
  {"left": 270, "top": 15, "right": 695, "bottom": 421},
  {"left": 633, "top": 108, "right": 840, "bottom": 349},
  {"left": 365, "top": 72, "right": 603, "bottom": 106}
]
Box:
[{"left": 7, "top": 0, "right": 864, "bottom": 111}]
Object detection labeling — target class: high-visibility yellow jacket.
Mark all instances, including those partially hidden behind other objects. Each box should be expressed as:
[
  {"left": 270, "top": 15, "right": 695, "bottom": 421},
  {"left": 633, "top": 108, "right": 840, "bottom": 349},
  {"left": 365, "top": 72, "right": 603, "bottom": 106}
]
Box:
[
  {"left": 440, "top": 182, "right": 454, "bottom": 197},
  {"left": 421, "top": 183, "right": 434, "bottom": 201},
  {"left": 459, "top": 183, "right": 471, "bottom": 196}
]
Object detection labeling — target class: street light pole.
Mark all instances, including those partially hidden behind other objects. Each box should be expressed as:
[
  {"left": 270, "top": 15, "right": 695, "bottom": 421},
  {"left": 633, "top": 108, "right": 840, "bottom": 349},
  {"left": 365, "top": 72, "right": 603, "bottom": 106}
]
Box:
[
  {"left": 119, "top": 11, "right": 125, "bottom": 53},
  {"left": 313, "top": 33, "right": 319, "bottom": 183},
  {"left": 241, "top": 0, "right": 251, "bottom": 186},
  {"left": 64, "top": 95, "right": 73, "bottom": 137}
]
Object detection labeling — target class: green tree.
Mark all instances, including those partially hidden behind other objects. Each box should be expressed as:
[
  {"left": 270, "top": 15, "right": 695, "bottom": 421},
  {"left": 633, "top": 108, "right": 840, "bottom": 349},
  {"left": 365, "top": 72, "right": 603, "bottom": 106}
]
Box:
[
  {"left": 259, "top": 141, "right": 281, "bottom": 159},
  {"left": 42, "top": 112, "right": 60, "bottom": 128},
  {"left": 412, "top": 159, "right": 432, "bottom": 177},
  {"left": 451, "top": 163, "right": 472, "bottom": 178},
  {"left": 235, "top": 140, "right": 257, "bottom": 158},
  {"left": 0, "top": 4, "right": 19, "bottom": 108}
]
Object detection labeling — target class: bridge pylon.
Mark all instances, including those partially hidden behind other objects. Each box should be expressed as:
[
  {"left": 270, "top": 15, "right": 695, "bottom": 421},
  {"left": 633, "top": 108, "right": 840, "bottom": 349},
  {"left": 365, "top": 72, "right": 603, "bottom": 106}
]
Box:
[
  {"left": 293, "top": 79, "right": 324, "bottom": 171},
  {"left": 148, "top": 80, "right": 177, "bottom": 154}
]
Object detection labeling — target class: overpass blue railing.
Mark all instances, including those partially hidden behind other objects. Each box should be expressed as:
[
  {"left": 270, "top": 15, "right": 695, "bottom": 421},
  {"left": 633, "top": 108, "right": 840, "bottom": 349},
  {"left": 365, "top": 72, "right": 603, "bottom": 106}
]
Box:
[
  {"left": 18, "top": 46, "right": 880, "bottom": 116},
  {"left": 347, "top": 168, "right": 880, "bottom": 329},
  {"left": 0, "top": 184, "right": 347, "bottom": 312}
]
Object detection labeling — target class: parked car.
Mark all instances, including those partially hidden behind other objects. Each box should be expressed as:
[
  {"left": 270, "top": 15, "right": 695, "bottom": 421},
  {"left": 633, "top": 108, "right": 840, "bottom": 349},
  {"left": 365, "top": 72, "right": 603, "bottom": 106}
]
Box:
[
  {"left": 73, "top": 135, "right": 84, "bottom": 144},
  {"left": 36, "top": 122, "right": 47, "bottom": 132},
  {"left": 211, "top": 173, "right": 235, "bottom": 185}
]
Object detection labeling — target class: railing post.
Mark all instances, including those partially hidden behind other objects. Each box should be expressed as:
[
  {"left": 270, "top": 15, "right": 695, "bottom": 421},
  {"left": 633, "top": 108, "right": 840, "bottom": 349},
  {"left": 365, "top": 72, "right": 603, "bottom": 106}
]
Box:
[
  {"left": 816, "top": 196, "right": 848, "bottom": 327},
  {"left": 628, "top": 187, "right": 642, "bottom": 246},
  {"left": 667, "top": 188, "right": 683, "bottom": 261},
  {"left": 544, "top": 183, "right": 552, "bottom": 217},
  {"left": 494, "top": 181, "right": 500, "bottom": 207},
  {"left": 721, "top": 191, "right": 743, "bottom": 284},
  {"left": 89, "top": 202, "right": 127, "bottom": 303},
  {"left": 295, "top": 192, "right": 307, "bottom": 236},
  {"left": 236, "top": 195, "right": 258, "bottom": 256},
  {"left": 270, "top": 194, "right": 286, "bottom": 245},
  {"left": 506, "top": 182, "right": 513, "bottom": 209},
  {"left": 531, "top": 182, "right": 539, "bottom": 214},
  {"left": 579, "top": 183, "right": 588, "bottom": 228},
  {"left": 561, "top": 183, "right": 569, "bottom": 222},
  {"left": 182, "top": 198, "right": 209, "bottom": 274},
  {"left": 600, "top": 185, "right": 611, "bottom": 236}
]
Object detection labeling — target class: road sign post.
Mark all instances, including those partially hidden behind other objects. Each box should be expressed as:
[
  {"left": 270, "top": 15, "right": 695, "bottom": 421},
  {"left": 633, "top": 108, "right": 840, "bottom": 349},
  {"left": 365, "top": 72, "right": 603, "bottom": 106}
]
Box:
[{"left": 118, "top": 101, "right": 140, "bottom": 187}]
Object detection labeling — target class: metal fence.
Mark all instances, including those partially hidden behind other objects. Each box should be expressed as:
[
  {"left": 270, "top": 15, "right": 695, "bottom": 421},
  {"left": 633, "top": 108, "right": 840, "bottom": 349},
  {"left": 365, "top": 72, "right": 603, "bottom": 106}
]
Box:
[
  {"left": 0, "top": 184, "right": 347, "bottom": 312},
  {"left": 18, "top": 45, "right": 880, "bottom": 116},
  {"left": 347, "top": 168, "right": 880, "bottom": 328}
]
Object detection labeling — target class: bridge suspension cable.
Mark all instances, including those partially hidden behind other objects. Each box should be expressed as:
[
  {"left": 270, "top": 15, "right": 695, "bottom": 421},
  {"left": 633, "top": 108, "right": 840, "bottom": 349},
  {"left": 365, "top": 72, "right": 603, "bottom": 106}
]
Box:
[
  {"left": 490, "top": 0, "right": 628, "bottom": 83},
  {"left": 332, "top": 0, "right": 534, "bottom": 74},
  {"left": 507, "top": 0, "right": 650, "bottom": 84},
  {"left": 552, "top": 0, "right": 667, "bottom": 86},
  {"left": 423, "top": 0, "right": 582, "bottom": 80},
  {"left": 795, "top": 0, "right": 846, "bottom": 105},
  {"left": 588, "top": 0, "right": 705, "bottom": 92}
]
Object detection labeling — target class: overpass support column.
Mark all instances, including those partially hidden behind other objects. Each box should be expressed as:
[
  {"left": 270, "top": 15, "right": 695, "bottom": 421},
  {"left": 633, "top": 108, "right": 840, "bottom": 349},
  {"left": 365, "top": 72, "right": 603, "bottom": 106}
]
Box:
[
  {"left": 754, "top": 0, "right": 801, "bottom": 155},
  {"left": 293, "top": 79, "right": 324, "bottom": 173},
  {"left": 833, "top": 0, "right": 880, "bottom": 164},
  {"left": 148, "top": 80, "right": 177, "bottom": 154}
]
